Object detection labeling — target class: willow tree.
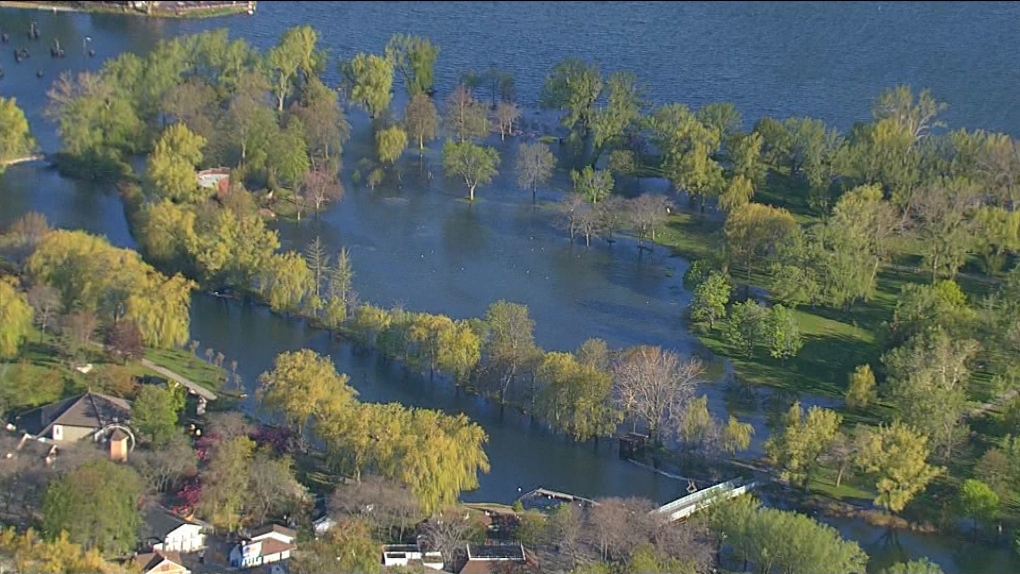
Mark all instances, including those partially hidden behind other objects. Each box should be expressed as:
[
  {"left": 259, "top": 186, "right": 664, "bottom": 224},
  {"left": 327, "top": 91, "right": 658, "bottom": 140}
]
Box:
[
  {"left": 340, "top": 53, "right": 394, "bottom": 118},
  {"left": 855, "top": 422, "right": 943, "bottom": 514},
  {"left": 0, "top": 277, "right": 33, "bottom": 359},
  {"left": 765, "top": 403, "right": 843, "bottom": 491},
  {"left": 0, "top": 97, "right": 36, "bottom": 171},
  {"left": 385, "top": 34, "right": 439, "bottom": 97},
  {"left": 257, "top": 349, "right": 358, "bottom": 447},
  {"left": 147, "top": 123, "right": 207, "bottom": 203},
  {"left": 400, "top": 409, "right": 490, "bottom": 514}
]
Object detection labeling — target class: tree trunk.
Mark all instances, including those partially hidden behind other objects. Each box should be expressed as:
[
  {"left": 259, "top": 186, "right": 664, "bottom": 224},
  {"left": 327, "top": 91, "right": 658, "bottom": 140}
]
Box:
[
  {"left": 532, "top": 186, "right": 537, "bottom": 204},
  {"left": 836, "top": 462, "right": 846, "bottom": 489},
  {"left": 468, "top": 184, "right": 476, "bottom": 202}
]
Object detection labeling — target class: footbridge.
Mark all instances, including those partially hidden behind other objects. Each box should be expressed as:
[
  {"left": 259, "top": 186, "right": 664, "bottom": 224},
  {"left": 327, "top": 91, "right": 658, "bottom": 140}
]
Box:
[{"left": 651, "top": 478, "right": 758, "bottom": 523}]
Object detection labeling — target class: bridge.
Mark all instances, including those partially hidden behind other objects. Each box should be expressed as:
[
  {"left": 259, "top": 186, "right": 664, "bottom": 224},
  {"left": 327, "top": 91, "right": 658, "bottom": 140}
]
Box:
[{"left": 651, "top": 478, "right": 758, "bottom": 523}]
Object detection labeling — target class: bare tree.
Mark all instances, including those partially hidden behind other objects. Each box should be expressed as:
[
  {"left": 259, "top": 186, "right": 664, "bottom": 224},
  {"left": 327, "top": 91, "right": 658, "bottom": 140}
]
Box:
[
  {"left": 330, "top": 475, "right": 421, "bottom": 541},
  {"left": 205, "top": 412, "right": 254, "bottom": 443},
  {"left": 557, "top": 193, "right": 586, "bottom": 242},
  {"left": 27, "top": 283, "right": 61, "bottom": 336},
  {"left": 628, "top": 194, "right": 673, "bottom": 246},
  {"left": 60, "top": 310, "right": 98, "bottom": 363},
  {"left": 613, "top": 346, "right": 704, "bottom": 445},
  {"left": 516, "top": 142, "right": 555, "bottom": 203},
  {"left": 575, "top": 203, "right": 605, "bottom": 248},
  {"left": 420, "top": 508, "right": 481, "bottom": 567},
  {"left": 132, "top": 432, "right": 198, "bottom": 494},
  {"left": 650, "top": 516, "right": 716, "bottom": 572},
  {"left": 596, "top": 196, "right": 628, "bottom": 241},
  {"left": 585, "top": 497, "right": 656, "bottom": 562},
  {"left": 444, "top": 85, "right": 490, "bottom": 142},
  {"left": 495, "top": 101, "right": 521, "bottom": 140},
  {"left": 545, "top": 502, "right": 588, "bottom": 569},
  {"left": 302, "top": 168, "right": 344, "bottom": 214}
]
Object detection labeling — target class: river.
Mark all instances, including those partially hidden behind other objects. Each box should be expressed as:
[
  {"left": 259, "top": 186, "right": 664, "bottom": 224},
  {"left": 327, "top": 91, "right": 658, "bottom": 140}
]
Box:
[{"left": 2, "top": 3, "right": 1019, "bottom": 571}]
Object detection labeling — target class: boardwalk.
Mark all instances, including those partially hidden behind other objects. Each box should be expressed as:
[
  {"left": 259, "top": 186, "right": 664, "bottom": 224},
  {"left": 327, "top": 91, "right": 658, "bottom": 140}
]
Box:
[
  {"left": 141, "top": 358, "right": 218, "bottom": 401},
  {"left": 652, "top": 478, "right": 758, "bottom": 523}
]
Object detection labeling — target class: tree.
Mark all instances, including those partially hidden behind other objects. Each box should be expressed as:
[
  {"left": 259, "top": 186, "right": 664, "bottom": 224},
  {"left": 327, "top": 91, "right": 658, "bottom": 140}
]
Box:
[
  {"left": 590, "top": 71, "right": 643, "bottom": 166},
  {"left": 956, "top": 478, "right": 999, "bottom": 530},
  {"left": 0, "top": 277, "right": 33, "bottom": 359},
  {"left": 247, "top": 450, "right": 305, "bottom": 526},
  {"left": 443, "top": 85, "right": 490, "bottom": 142},
  {"left": 147, "top": 123, "right": 207, "bottom": 203},
  {"left": 341, "top": 53, "right": 394, "bottom": 118},
  {"left": 648, "top": 103, "right": 724, "bottom": 209},
  {"left": 764, "top": 304, "right": 803, "bottom": 361},
  {"left": 721, "top": 416, "right": 755, "bottom": 455},
  {"left": 882, "top": 327, "right": 978, "bottom": 460},
  {"left": 59, "top": 310, "right": 98, "bottom": 362},
  {"left": 909, "top": 177, "right": 981, "bottom": 282},
  {"left": 292, "top": 517, "right": 381, "bottom": 574},
  {"left": 26, "top": 283, "right": 60, "bottom": 337},
  {"left": 628, "top": 193, "right": 672, "bottom": 245},
  {"left": 873, "top": 85, "right": 947, "bottom": 143},
  {"left": 132, "top": 431, "right": 198, "bottom": 494},
  {"left": 267, "top": 25, "right": 320, "bottom": 111},
  {"left": 571, "top": 165, "right": 614, "bottom": 205},
  {"left": 854, "top": 421, "right": 943, "bottom": 514},
  {"left": 0, "top": 97, "right": 36, "bottom": 170},
  {"left": 845, "top": 364, "right": 876, "bottom": 410},
  {"left": 256, "top": 252, "right": 313, "bottom": 315},
  {"left": 724, "top": 202, "right": 798, "bottom": 285},
  {"left": 689, "top": 271, "right": 730, "bottom": 330},
  {"left": 765, "top": 403, "right": 842, "bottom": 490},
  {"left": 301, "top": 167, "right": 344, "bottom": 215},
  {"left": 442, "top": 140, "right": 499, "bottom": 202},
  {"left": 133, "top": 384, "right": 182, "bottom": 446},
  {"left": 160, "top": 77, "right": 218, "bottom": 143},
  {"left": 974, "top": 447, "right": 1012, "bottom": 500},
  {"left": 516, "top": 142, "right": 555, "bottom": 202},
  {"left": 403, "top": 94, "right": 440, "bottom": 151},
  {"left": 329, "top": 475, "right": 421, "bottom": 541},
  {"left": 376, "top": 125, "right": 408, "bottom": 167},
  {"left": 291, "top": 76, "right": 350, "bottom": 170},
  {"left": 421, "top": 509, "right": 483, "bottom": 567},
  {"left": 613, "top": 346, "right": 703, "bottom": 445},
  {"left": 104, "top": 320, "right": 143, "bottom": 363},
  {"left": 585, "top": 497, "right": 656, "bottom": 562},
  {"left": 484, "top": 301, "right": 538, "bottom": 405},
  {"left": 719, "top": 174, "right": 755, "bottom": 212},
  {"left": 495, "top": 101, "right": 521, "bottom": 141},
  {"left": 409, "top": 313, "right": 458, "bottom": 380},
  {"left": 43, "top": 459, "right": 143, "bottom": 556},
  {"left": 535, "top": 352, "right": 620, "bottom": 442},
  {"left": 258, "top": 349, "right": 357, "bottom": 447},
  {"left": 385, "top": 34, "right": 439, "bottom": 97},
  {"left": 880, "top": 559, "right": 945, "bottom": 574},
  {"left": 723, "top": 299, "right": 769, "bottom": 358},
  {"left": 540, "top": 57, "right": 602, "bottom": 145},
  {"left": 268, "top": 118, "right": 311, "bottom": 189},
  {"left": 198, "top": 435, "right": 254, "bottom": 531}
]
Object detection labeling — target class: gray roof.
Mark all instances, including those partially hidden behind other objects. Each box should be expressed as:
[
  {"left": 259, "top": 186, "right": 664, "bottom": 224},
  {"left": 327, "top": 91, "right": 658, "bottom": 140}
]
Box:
[
  {"left": 251, "top": 523, "right": 297, "bottom": 540},
  {"left": 15, "top": 391, "right": 131, "bottom": 438},
  {"left": 142, "top": 504, "right": 194, "bottom": 542}
]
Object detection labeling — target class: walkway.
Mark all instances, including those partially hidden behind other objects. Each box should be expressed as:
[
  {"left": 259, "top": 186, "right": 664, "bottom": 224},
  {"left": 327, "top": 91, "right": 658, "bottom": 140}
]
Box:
[
  {"left": 651, "top": 478, "right": 758, "bottom": 523},
  {"left": 141, "top": 358, "right": 218, "bottom": 401}
]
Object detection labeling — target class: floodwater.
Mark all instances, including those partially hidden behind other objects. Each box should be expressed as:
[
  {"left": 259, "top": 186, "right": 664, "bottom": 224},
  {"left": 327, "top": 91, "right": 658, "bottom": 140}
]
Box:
[{"left": 2, "top": 3, "right": 1019, "bottom": 571}]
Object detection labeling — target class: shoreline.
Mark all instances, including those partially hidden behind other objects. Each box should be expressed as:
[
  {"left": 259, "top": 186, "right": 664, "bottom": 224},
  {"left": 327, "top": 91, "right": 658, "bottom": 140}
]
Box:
[{"left": 0, "top": 1, "right": 256, "bottom": 19}]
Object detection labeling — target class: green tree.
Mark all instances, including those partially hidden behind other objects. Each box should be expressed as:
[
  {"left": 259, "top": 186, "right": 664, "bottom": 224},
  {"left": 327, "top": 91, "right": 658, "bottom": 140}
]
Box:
[
  {"left": 442, "top": 140, "right": 499, "bottom": 202},
  {"left": 516, "top": 142, "right": 555, "bottom": 202},
  {"left": 724, "top": 202, "right": 798, "bottom": 285},
  {"left": 268, "top": 118, "right": 311, "bottom": 189},
  {"left": 536, "top": 352, "right": 619, "bottom": 442},
  {"left": 764, "top": 304, "right": 803, "bottom": 361},
  {"left": 257, "top": 349, "right": 358, "bottom": 444},
  {"left": 403, "top": 94, "right": 440, "bottom": 151},
  {"left": 147, "top": 123, "right": 207, "bottom": 203},
  {"left": 540, "top": 57, "right": 602, "bottom": 146},
  {"left": 766, "top": 403, "right": 843, "bottom": 490},
  {"left": 880, "top": 559, "right": 945, "bottom": 574},
  {"left": 0, "top": 97, "right": 36, "bottom": 171},
  {"left": 956, "top": 478, "right": 999, "bottom": 530},
  {"left": 723, "top": 299, "right": 769, "bottom": 358},
  {"left": 385, "top": 34, "right": 439, "bottom": 97},
  {"left": 290, "top": 76, "right": 350, "bottom": 170},
  {"left": 571, "top": 165, "right": 614, "bottom": 205},
  {"left": 689, "top": 271, "right": 730, "bottom": 330},
  {"left": 845, "top": 364, "right": 877, "bottom": 410},
  {"left": 341, "top": 53, "right": 394, "bottom": 118},
  {"left": 291, "top": 518, "right": 381, "bottom": 574},
  {"left": 721, "top": 416, "right": 755, "bottom": 455},
  {"left": 854, "top": 421, "right": 943, "bottom": 514},
  {"left": 267, "top": 25, "right": 320, "bottom": 111},
  {"left": 648, "top": 103, "right": 724, "bottom": 210},
  {"left": 437, "top": 320, "right": 482, "bottom": 384},
  {"left": 0, "top": 277, "right": 33, "bottom": 359},
  {"left": 132, "top": 384, "right": 182, "bottom": 445},
  {"left": 590, "top": 71, "right": 643, "bottom": 166},
  {"left": 43, "top": 459, "right": 143, "bottom": 556},
  {"left": 882, "top": 327, "right": 978, "bottom": 460},
  {"left": 198, "top": 434, "right": 254, "bottom": 531},
  {"left": 484, "top": 300, "right": 538, "bottom": 406},
  {"left": 910, "top": 177, "right": 981, "bottom": 282},
  {"left": 376, "top": 125, "right": 408, "bottom": 167}
]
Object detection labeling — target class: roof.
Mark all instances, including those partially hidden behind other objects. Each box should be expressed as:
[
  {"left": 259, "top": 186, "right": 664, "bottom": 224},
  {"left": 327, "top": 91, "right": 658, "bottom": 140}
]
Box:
[
  {"left": 15, "top": 391, "right": 131, "bottom": 437},
  {"left": 251, "top": 523, "right": 297, "bottom": 541},
  {"left": 134, "top": 551, "right": 186, "bottom": 573},
  {"left": 254, "top": 537, "right": 295, "bottom": 557},
  {"left": 143, "top": 505, "right": 195, "bottom": 542},
  {"left": 110, "top": 428, "right": 129, "bottom": 441},
  {"left": 467, "top": 543, "right": 525, "bottom": 561}
]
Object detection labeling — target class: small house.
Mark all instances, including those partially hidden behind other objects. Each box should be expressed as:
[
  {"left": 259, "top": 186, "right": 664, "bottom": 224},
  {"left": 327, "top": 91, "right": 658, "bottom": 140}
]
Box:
[
  {"left": 134, "top": 550, "right": 190, "bottom": 574},
  {"left": 229, "top": 524, "right": 297, "bottom": 569},
  {"left": 457, "top": 543, "right": 534, "bottom": 574},
  {"left": 382, "top": 543, "right": 444, "bottom": 571},
  {"left": 14, "top": 391, "right": 131, "bottom": 443},
  {"left": 142, "top": 504, "right": 206, "bottom": 554}
]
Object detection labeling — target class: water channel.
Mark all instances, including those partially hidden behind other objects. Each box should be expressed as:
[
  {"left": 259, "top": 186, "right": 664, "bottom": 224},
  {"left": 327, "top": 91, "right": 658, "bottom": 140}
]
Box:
[{"left": 2, "top": 3, "right": 1020, "bottom": 571}]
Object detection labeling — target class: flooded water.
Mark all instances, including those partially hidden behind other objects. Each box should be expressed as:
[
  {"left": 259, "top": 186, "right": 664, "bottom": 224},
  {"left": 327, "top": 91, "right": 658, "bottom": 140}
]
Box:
[{"left": 2, "top": 3, "right": 1019, "bottom": 571}]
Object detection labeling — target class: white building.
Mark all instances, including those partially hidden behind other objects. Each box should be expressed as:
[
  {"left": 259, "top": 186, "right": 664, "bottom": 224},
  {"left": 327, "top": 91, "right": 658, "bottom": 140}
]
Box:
[
  {"left": 229, "top": 524, "right": 297, "bottom": 569},
  {"left": 143, "top": 505, "right": 206, "bottom": 554},
  {"left": 382, "top": 544, "right": 445, "bottom": 571}
]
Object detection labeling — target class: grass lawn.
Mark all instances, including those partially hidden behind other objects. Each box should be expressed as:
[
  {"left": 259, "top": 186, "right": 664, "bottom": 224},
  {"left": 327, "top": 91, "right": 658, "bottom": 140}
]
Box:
[{"left": 143, "top": 347, "right": 226, "bottom": 391}]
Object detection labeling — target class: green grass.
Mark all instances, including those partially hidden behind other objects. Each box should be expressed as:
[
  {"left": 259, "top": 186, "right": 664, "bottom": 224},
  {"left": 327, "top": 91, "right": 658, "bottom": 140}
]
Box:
[
  {"left": 806, "top": 466, "right": 874, "bottom": 502},
  {"left": 143, "top": 347, "right": 226, "bottom": 391}
]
